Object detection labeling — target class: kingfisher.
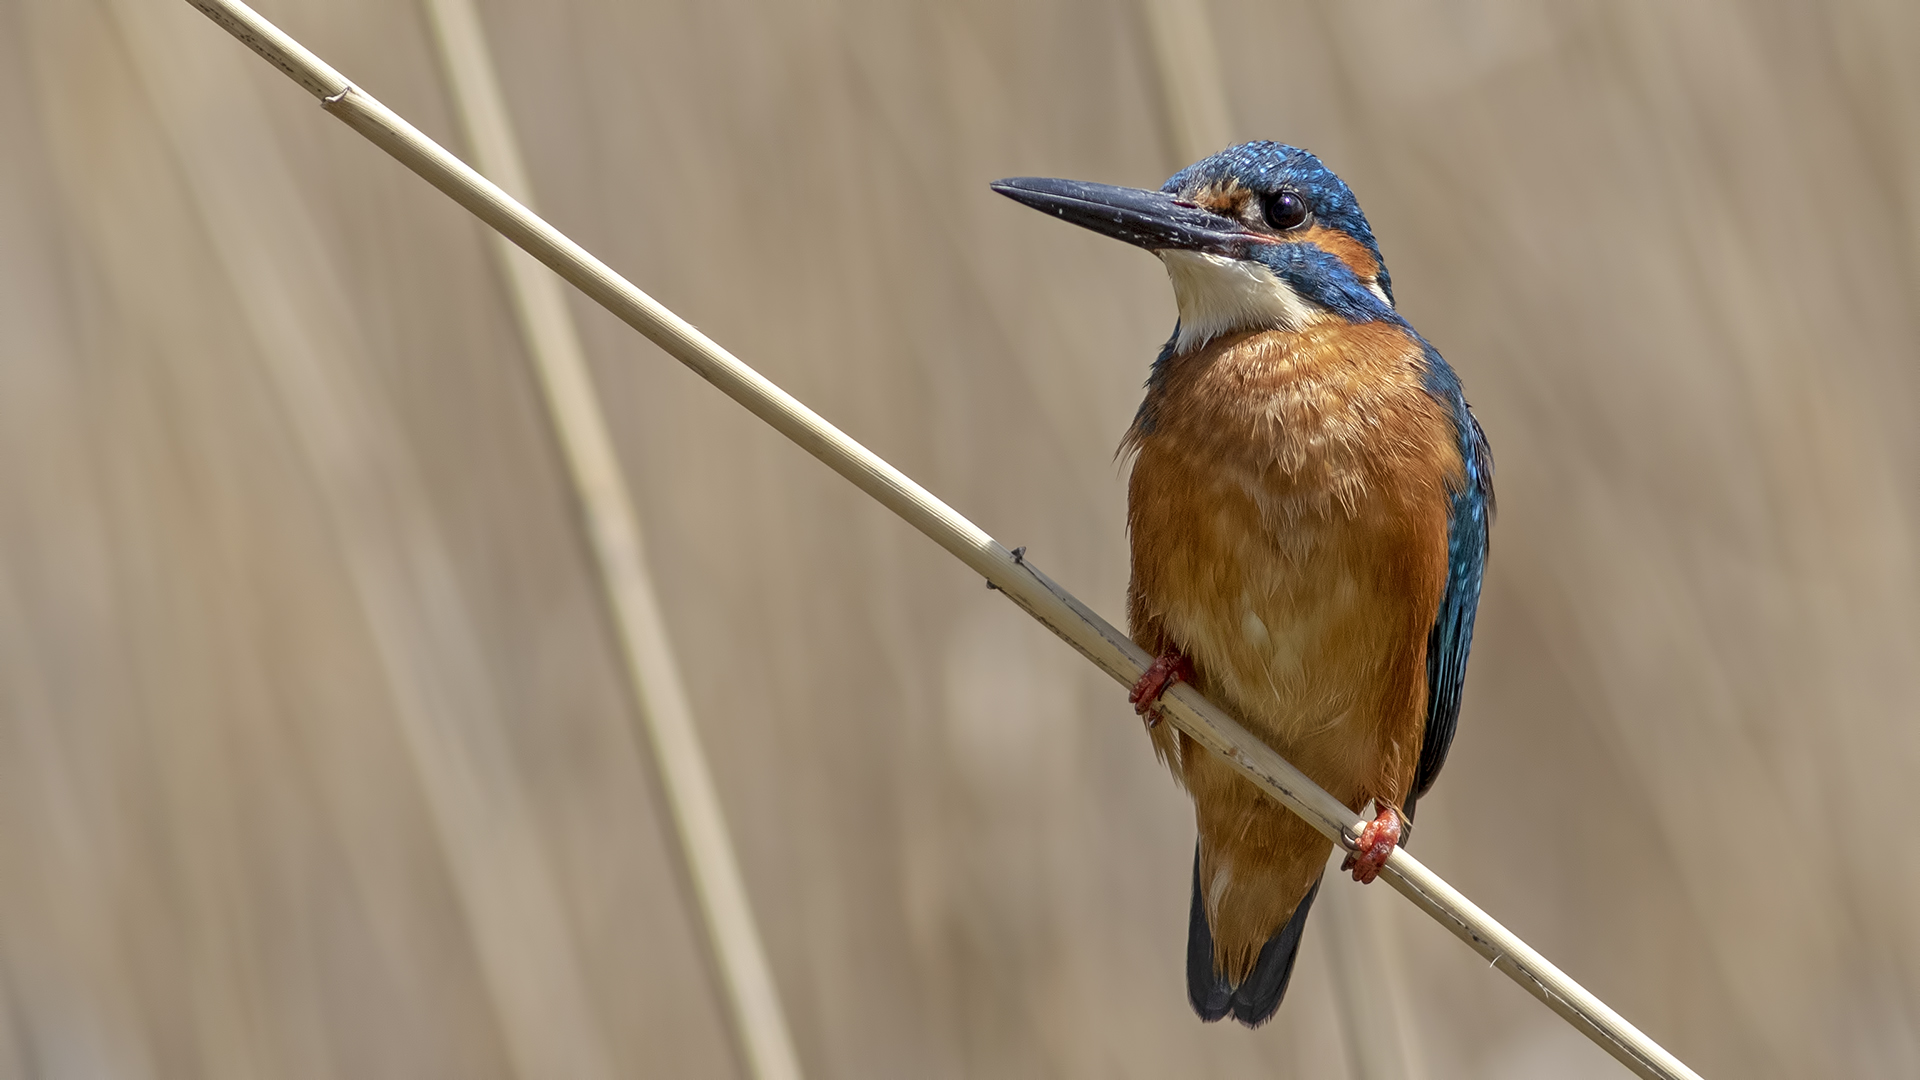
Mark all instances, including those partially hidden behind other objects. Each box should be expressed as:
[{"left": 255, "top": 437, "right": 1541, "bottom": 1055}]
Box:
[{"left": 992, "top": 142, "right": 1491, "bottom": 1026}]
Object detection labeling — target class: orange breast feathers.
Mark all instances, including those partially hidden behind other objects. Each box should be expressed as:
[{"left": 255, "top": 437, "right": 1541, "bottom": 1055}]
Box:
[{"left": 1122, "top": 320, "right": 1465, "bottom": 814}]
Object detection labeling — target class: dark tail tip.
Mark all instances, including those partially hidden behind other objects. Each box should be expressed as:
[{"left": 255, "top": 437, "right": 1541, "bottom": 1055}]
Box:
[
  {"left": 1186, "top": 848, "right": 1233, "bottom": 1021},
  {"left": 1230, "top": 874, "right": 1321, "bottom": 1027},
  {"left": 1185, "top": 845, "right": 1324, "bottom": 1028}
]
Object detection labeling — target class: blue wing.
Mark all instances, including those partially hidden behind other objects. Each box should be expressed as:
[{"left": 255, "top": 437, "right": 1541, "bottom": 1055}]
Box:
[{"left": 1408, "top": 352, "right": 1492, "bottom": 817}]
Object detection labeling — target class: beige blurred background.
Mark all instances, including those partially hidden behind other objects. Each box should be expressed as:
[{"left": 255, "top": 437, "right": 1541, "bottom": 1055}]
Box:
[{"left": 4, "top": 0, "right": 1919, "bottom": 1077}]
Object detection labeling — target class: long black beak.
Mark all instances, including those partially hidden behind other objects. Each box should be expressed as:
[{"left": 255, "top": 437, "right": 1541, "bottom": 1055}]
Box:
[{"left": 990, "top": 177, "right": 1256, "bottom": 256}]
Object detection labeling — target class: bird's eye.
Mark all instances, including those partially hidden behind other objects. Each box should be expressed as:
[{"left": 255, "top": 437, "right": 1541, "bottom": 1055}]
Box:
[{"left": 1263, "top": 191, "right": 1311, "bottom": 231}]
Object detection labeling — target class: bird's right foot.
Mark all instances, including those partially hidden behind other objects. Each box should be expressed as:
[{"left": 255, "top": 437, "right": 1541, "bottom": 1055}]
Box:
[
  {"left": 1340, "top": 803, "right": 1404, "bottom": 885},
  {"left": 1129, "top": 648, "right": 1194, "bottom": 728}
]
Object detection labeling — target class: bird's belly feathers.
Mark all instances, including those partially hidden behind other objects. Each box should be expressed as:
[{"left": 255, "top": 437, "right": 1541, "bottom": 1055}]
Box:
[
  {"left": 1155, "top": 492, "right": 1415, "bottom": 745},
  {"left": 1125, "top": 326, "right": 1461, "bottom": 785}
]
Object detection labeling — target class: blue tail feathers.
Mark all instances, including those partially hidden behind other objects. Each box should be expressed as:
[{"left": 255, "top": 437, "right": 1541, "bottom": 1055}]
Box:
[{"left": 1186, "top": 846, "right": 1323, "bottom": 1027}]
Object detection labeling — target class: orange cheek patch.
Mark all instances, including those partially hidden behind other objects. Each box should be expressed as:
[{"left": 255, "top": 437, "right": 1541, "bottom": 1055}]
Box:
[{"left": 1300, "top": 225, "right": 1380, "bottom": 283}]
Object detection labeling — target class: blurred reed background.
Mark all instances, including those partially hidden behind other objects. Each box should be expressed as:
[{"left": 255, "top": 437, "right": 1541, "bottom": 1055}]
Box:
[{"left": 3, "top": 0, "right": 1918, "bottom": 1077}]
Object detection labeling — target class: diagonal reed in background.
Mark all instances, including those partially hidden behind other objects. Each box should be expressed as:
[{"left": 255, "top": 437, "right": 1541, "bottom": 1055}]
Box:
[
  {"left": 110, "top": 2, "right": 623, "bottom": 1076},
  {"left": 182, "top": 2, "right": 1705, "bottom": 1077},
  {"left": 415, "top": 1, "right": 805, "bottom": 1078}
]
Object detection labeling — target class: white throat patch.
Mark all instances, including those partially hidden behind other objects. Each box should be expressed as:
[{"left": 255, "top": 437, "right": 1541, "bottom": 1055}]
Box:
[{"left": 1159, "top": 249, "right": 1327, "bottom": 354}]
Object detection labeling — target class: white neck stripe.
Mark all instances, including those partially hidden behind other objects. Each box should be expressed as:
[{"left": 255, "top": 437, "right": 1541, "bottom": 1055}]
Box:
[{"left": 1159, "top": 250, "right": 1328, "bottom": 354}]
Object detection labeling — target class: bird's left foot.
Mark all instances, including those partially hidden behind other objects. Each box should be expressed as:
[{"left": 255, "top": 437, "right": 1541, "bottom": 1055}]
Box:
[
  {"left": 1341, "top": 804, "right": 1403, "bottom": 884},
  {"left": 1128, "top": 648, "right": 1194, "bottom": 729}
]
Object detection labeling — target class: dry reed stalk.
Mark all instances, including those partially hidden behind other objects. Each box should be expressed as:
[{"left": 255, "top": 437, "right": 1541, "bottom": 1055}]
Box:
[
  {"left": 183, "top": 2, "right": 1705, "bottom": 1077},
  {"left": 1138, "top": 0, "right": 1235, "bottom": 164},
  {"left": 415, "top": 3, "right": 805, "bottom": 1079},
  {"left": 112, "top": 3, "right": 624, "bottom": 1076}
]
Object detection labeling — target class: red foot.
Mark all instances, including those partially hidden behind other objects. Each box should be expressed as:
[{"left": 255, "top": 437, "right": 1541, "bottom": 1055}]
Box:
[
  {"left": 1340, "top": 803, "right": 1403, "bottom": 884},
  {"left": 1128, "top": 648, "right": 1194, "bottom": 728}
]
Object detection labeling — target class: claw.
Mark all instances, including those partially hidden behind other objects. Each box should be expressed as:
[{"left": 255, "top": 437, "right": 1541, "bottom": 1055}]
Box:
[
  {"left": 1340, "top": 803, "right": 1403, "bottom": 884},
  {"left": 1128, "top": 648, "right": 1194, "bottom": 729}
]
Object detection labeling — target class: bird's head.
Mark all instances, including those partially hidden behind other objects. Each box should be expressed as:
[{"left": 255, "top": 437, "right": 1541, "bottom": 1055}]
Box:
[{"left": 993, "top": 142, "right": 1394, "bottom": 355}]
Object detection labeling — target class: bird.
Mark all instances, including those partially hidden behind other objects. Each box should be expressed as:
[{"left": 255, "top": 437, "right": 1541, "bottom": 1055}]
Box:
[{"left": 991, "top": 142, "right": 1491, "bottom": 1027}]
